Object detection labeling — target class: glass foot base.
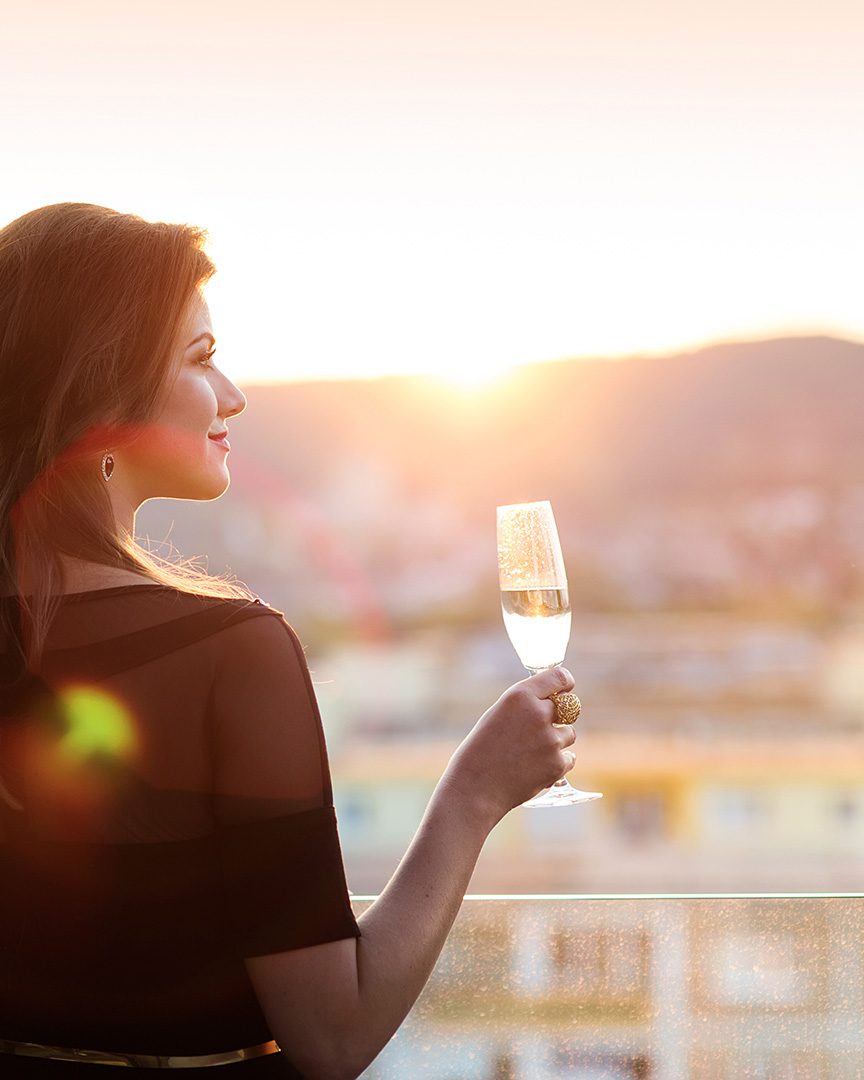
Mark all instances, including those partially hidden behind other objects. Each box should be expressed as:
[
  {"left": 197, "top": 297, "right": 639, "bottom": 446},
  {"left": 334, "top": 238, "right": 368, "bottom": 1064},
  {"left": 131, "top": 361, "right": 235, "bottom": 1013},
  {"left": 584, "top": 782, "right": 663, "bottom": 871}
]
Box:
[{"left": 523, "top": 780, "right": 603, "bottom": 808}]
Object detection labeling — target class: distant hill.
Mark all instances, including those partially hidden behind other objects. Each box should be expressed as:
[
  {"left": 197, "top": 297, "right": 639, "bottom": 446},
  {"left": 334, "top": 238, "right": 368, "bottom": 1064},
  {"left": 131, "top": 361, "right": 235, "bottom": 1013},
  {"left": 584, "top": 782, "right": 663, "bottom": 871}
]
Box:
[
  {"left": 234, "top": 335, "right": 864, "bottom": 507},
  {"left": 137, "top": 336, "right": 864, "bottom": 624}
]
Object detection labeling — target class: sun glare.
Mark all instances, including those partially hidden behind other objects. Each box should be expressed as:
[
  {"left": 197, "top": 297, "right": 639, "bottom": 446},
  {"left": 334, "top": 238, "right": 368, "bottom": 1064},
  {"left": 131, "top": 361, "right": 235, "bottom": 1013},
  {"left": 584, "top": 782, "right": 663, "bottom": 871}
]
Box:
[{"left": 433, "top": 358, "right": 517, "bottom": 391}]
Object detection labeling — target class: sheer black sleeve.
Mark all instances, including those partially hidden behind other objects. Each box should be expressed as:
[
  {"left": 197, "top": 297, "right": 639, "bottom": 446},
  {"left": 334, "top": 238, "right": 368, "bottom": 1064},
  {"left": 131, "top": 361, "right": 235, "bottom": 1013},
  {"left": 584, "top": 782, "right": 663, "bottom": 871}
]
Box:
[{"left": 207, "top": 610, "right": 359, "bottom": 957}]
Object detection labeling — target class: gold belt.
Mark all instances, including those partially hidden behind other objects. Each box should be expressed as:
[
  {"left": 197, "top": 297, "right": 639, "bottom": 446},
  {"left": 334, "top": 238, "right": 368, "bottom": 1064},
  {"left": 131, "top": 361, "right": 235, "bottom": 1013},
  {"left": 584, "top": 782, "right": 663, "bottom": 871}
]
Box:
[{"left": 0, "top": 1038, "right": 280, "bottom": 1068}]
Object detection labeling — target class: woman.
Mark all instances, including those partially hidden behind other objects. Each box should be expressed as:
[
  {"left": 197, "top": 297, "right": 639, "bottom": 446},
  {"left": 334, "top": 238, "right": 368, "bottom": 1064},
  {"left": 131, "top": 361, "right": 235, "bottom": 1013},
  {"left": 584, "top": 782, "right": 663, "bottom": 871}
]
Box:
[{"left": 0, "top": 203, "right": 578, "bottom": 1080}]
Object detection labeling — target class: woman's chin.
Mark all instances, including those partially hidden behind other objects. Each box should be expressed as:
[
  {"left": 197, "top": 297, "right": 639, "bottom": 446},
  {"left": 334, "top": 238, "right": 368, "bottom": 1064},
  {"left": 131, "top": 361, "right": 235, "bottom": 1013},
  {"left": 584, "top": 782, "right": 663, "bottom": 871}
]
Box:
[
  {"left": 197, "top": 473, "right": 232, "bottom": 502},
  {"left": 159, "top": 469, "right": 231, "bottom": 503}
]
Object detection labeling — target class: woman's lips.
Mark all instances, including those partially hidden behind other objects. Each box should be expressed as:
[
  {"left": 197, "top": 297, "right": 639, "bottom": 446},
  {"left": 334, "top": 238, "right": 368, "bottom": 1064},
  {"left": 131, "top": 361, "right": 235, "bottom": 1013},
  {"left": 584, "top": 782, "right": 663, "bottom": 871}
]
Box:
[{"left": 209, "top": 433, "right": 230, "bottom": 450}]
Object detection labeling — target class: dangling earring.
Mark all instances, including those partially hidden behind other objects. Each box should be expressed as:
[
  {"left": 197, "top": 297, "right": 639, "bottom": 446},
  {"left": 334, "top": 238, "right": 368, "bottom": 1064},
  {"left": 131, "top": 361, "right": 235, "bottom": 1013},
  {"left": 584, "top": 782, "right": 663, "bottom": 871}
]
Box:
[{"left": 101, "top": 452, "right": 115, "bottom": 482}]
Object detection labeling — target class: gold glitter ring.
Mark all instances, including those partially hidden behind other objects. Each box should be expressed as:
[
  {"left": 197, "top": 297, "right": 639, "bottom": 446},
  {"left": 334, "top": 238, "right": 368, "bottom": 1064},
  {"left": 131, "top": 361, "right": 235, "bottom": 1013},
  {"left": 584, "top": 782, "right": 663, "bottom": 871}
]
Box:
[{"left": 551, "top": 692, "right": 581, "bottom": 724}]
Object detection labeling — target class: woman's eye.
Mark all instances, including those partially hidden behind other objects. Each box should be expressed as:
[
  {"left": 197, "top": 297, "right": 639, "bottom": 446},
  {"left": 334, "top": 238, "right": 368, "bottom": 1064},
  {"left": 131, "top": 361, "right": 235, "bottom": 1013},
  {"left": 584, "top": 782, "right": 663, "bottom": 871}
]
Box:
[{"left": 198, "top": 349, "right": 216, "bottom": 369}]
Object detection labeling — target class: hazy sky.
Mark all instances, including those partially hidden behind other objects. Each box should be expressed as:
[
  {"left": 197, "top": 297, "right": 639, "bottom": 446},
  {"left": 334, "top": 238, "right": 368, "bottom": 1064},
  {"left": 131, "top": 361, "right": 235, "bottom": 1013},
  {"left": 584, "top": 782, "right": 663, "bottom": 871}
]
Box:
[{"left": 2, "top": 0, "right": 863, "bottom": 383}]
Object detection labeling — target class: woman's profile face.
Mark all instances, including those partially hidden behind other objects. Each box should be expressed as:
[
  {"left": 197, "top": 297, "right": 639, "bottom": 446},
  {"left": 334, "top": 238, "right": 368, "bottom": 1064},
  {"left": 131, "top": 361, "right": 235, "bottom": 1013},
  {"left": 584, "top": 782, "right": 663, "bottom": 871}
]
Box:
[{"left": 115, "top": 295, "right": 247, "bottom": 508}]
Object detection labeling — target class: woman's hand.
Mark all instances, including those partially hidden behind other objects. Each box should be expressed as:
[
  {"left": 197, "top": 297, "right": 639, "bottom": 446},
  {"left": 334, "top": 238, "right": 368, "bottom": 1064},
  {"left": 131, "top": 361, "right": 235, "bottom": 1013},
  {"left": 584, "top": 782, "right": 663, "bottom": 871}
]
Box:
[{"left": 440, "top": 666, "right": 578, "bottom": 831}]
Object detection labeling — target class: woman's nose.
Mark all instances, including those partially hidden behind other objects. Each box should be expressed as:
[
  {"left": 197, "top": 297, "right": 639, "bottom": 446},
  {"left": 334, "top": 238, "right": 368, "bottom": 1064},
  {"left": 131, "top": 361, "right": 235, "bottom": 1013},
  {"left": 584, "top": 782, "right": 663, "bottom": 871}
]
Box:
[{"left": 220, "top": 374, "right": 247, "bottom": 418}]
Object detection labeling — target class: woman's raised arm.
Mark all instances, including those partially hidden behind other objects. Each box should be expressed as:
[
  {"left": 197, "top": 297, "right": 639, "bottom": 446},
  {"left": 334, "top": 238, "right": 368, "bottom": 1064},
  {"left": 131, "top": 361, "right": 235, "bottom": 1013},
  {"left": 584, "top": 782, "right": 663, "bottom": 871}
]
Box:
[{"left": 246, "top": 665, "right": 577, "bottom": 1080}]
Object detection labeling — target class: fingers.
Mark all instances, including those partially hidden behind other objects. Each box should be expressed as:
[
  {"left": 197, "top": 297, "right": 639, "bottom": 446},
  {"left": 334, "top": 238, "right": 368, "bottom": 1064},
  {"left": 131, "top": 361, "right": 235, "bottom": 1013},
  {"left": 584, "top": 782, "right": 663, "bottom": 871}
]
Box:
[
  {"left": 555, "top": 721, "right": 577, "bottom": 754},
  {"left": 525, "top": 666, "right": 575, "bottom": 698},
  {"left": 556, "top": 723, "right": 577, "bottom": 778},
  {"left": 502, "top": 671, "right": 580, "bottom": 733},
  {"left": 542, "top": 712, "right": 577, "bottom": 782},
  {"left": 519, "top": 668, "right": 580, "bottom": 731}
]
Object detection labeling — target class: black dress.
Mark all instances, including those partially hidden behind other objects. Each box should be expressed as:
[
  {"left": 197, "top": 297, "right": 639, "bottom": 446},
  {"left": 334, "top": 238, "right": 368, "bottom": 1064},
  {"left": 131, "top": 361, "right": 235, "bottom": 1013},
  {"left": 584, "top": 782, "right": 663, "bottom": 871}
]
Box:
[{"left": 0, "top": 586, "right": 360, "bottom": 1078}]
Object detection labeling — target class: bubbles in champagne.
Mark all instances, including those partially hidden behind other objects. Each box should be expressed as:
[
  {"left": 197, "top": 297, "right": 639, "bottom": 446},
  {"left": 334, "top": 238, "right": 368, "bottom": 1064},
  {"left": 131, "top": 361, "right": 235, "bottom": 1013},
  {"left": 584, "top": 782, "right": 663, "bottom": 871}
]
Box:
[{"left": 496, "top": 501, "right": 567, "bottom": 591}]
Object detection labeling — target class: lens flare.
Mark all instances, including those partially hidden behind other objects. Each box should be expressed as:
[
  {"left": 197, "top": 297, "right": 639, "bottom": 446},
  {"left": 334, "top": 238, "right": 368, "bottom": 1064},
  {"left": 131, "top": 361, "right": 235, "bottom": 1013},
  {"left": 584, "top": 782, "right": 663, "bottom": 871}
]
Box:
[
  {"left": 11, "top": 683, "right": 141, "bottom": 825},
  {"left": 56, "top": 685, "right": 137, "bottom": 764}
]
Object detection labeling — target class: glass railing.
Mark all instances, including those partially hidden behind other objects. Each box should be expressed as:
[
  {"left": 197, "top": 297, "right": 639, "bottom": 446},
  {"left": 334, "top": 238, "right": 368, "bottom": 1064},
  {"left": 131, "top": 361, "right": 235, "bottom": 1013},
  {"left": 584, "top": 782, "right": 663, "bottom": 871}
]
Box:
[{"left": 356, "top": 894, "right": 864, "bottom": 1080}]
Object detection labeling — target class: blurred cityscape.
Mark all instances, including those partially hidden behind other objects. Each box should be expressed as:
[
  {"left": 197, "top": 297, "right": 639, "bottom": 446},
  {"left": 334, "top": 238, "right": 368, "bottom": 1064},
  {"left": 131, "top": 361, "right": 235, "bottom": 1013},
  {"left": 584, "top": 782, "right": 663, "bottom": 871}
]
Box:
[
  {"left": 138, "top": 334, "right": 864, "bottom": 895},
  {"left": 361, "top": 896, "right": 864, "bottom": 1080}
]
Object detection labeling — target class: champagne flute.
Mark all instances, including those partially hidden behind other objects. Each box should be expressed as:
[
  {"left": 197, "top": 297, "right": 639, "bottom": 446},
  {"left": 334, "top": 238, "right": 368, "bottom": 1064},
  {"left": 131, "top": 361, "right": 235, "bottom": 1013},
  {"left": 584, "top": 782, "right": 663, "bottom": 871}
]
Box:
[{"left": 497, "top": 500, "right": 602, "bottom": 807}]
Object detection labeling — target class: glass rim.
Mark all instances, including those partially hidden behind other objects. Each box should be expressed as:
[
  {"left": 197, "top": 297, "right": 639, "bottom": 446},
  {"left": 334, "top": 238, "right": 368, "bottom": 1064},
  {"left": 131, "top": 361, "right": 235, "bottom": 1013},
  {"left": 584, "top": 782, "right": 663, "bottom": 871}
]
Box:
[{"left": 496, "top": 499, "right": 552, "bottom": 515}]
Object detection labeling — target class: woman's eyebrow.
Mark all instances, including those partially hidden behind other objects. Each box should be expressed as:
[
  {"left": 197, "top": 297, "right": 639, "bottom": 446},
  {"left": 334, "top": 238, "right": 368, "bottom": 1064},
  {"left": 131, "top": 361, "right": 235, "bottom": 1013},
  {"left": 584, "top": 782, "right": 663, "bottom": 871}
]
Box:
[{"left": 185, "top": 332, "right": 215, "bottom": 350}]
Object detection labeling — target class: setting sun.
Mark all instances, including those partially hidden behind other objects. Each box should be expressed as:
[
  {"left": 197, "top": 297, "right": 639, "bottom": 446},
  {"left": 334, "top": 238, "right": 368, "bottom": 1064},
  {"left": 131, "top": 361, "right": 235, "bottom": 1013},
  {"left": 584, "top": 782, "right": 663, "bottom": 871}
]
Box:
[{"left": 430, "top": 355, "right": 519, "bottom": 389}]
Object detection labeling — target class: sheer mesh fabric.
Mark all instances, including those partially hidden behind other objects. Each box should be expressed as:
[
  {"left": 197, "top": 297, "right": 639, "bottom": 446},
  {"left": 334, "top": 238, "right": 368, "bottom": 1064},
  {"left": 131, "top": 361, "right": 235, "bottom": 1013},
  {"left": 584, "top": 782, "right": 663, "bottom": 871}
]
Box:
[
  {"left": 0, "top": 586, "right": 359, "bottom": 1068},
  {"left": 1, "top": 586, "right": 331, "bottom": 839}
]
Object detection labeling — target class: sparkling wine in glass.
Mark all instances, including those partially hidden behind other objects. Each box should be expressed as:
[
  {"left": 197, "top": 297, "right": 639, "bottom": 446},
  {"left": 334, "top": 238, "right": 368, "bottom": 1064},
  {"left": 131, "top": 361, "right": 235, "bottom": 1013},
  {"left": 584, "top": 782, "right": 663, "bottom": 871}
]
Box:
[{"left": 497, "top": 500, "right": 602, "bottom": 807}]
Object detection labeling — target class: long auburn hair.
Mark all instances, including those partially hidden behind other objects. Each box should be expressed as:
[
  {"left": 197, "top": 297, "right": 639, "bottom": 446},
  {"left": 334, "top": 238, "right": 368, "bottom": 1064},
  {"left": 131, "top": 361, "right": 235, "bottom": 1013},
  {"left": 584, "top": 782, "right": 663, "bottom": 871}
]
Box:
[{"left": 0, "top": 202, "right": 246, "bottom": 669}]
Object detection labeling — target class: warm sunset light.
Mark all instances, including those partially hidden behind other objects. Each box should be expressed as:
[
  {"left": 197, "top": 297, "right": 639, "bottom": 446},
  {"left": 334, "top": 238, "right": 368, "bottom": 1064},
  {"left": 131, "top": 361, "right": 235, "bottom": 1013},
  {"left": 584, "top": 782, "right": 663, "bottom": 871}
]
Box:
[
  {"left": 2, "top": 0, "right": 863, "bottom": 384},
  {"left": 435, "top": 357, "right": 519, "bottom": 390}
]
